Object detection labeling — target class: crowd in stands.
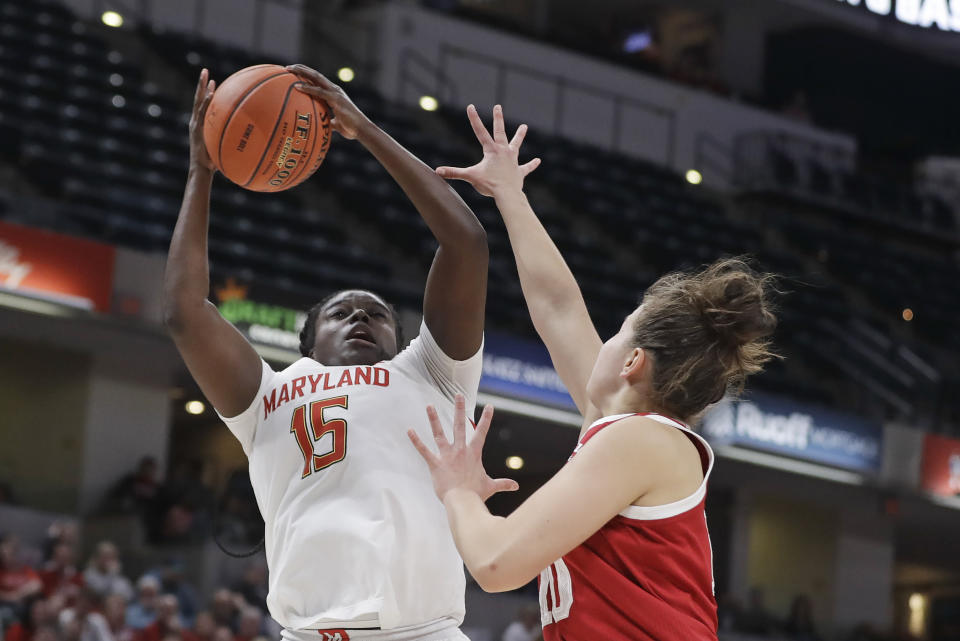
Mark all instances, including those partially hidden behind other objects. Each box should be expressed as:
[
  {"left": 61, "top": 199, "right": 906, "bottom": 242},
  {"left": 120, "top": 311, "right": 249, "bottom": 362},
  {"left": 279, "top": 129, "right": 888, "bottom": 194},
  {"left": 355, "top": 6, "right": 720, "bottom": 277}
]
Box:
[
  {"left": 105, "top": 459, "right": 260, "bottom": 550},
  {"left": 0, "top": 525, "right": 275, "bottom": 641}
]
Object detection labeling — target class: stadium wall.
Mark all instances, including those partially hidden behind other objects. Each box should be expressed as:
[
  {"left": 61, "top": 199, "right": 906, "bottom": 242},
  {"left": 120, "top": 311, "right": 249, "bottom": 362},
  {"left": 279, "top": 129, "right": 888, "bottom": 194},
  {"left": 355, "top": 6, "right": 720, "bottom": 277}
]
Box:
[{"left": 370, "top": 4, "right": 856, "bottom": 186}]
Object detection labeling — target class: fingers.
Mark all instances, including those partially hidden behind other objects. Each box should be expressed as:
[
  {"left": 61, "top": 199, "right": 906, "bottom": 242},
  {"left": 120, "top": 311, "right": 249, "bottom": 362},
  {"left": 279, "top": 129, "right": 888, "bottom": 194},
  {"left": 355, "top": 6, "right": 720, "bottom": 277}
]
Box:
[
  {"left": 492, "top": 104, "right": 507, "bottom": 143},
  {"left": 407, "top": 430, "right": 439, "bottom": 468},
  {"left": 285, "top": 64, "right": 324, "bottom": 85},
  {"left": 466, "top": 104, "right": 493, "bottom": 147},
  {"left": 492, "top": 478, "right": 520, "bottom": 493},
  {"left": 287, "top": 64, "right": 338, "bottom": 91},
  {"left": 520, "top": 157, "right": 541, "bottom": 177},
  {"left": 471, "top": 404, "right": 495, "bottom": 453},
  {"left": 509, "top": 123, "right": 528, "bottom": 150},
  {"left": 193, "top": 68, "right": 208, "bottom": 112},
  {"left": 426, "top": 405, "right": 449, "bottom": 449},
  {"left": 198, "top": 79, "right": 215, "bottom": 120},
  {"left": 452, "top": 394, "right": 467, "bottom": 448},
  {"left": 295, "top": 84, "right": 335, "bottom": 101},
  {"left": 435, "top": 166, "right": 473, "bottom": 182}
]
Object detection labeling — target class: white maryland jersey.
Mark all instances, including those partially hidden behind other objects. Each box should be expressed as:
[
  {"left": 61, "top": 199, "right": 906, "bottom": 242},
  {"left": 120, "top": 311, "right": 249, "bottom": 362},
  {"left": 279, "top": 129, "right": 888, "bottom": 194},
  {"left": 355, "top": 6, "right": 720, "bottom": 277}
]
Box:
[{"left": 217, "top": 321, "right": 483, "bottom": 631}]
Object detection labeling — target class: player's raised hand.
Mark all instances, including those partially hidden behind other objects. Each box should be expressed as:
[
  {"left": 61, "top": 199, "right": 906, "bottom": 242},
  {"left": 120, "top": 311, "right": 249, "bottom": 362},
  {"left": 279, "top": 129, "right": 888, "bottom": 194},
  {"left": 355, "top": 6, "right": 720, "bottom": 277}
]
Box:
[
  {"left": 190, "top": 68, "right": 216, "bottom": 172},
  {"left": 436, "top": 104, "right": 541, "bottom": 197},
  {"left": 288, "top": 64, "right": 371, "bottom": 140},
  {"left": 408, "top": 394, "right": 519, "bottom": 502}
]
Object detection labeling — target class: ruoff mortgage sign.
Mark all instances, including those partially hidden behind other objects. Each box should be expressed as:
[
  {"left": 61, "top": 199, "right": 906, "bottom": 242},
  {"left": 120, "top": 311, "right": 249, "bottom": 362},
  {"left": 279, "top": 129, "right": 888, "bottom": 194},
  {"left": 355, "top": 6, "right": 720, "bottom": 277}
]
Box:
[
  {"left": 703, "top": 392, "right": 883, "bottom": 472},
  {"left": 835, "top": 0, "right": 960, "bottom": 33}
]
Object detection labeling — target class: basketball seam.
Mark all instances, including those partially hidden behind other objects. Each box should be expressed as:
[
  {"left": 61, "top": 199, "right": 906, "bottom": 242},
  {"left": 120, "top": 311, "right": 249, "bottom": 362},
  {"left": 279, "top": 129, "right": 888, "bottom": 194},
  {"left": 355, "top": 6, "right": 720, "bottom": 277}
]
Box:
[
  {"left": 288, "top": 94, "right": 320, "bottom": 188},
  {"left": 216, "top": 70, "right": 288, "bottom": 171},
  {"left": 243, "top": 82, "right": 297, "bottom": 189}
]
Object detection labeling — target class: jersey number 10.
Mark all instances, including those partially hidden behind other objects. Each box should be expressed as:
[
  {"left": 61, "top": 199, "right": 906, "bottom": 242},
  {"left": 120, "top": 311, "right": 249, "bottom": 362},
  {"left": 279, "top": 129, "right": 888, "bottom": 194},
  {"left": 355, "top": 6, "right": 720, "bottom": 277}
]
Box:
[
  {"left": 539, "top": 558, "right": 573, "bottom": 627},
  {"left": 290, "top": 396, "right": 348, "bottom": 478}
]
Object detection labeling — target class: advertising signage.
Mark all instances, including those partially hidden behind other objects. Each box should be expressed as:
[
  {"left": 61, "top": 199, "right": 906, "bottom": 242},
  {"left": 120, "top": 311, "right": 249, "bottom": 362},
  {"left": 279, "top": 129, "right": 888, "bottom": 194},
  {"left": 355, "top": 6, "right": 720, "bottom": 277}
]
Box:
[
  {"left": 479, "top": 331, "right": 576, "bottom": 410},
  {"left": 702, "top": 392, "right": 883, "bottom": 472},
  {"left": 215, "top": 278, "right": 306, "bottom": 353},
  {"left": 0, "top": 221, "right": 115, "bottom": 312},
  {"left": 834, "top": 0, "right": 960, "bottom": 33},
  {"left": 921, "top": 433, "right": 960, "bottom": 497}
]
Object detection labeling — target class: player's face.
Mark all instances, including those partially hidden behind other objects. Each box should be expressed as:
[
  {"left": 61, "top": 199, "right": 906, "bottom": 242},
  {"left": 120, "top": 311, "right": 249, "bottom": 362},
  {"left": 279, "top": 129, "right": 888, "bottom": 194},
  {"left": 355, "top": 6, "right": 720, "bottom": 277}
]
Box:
[
  {"left": 310, "top": 290, "right": 399, "bottom": 366},
  {"left": 586, "top": 306, "right": 643, "bottom": 404}
]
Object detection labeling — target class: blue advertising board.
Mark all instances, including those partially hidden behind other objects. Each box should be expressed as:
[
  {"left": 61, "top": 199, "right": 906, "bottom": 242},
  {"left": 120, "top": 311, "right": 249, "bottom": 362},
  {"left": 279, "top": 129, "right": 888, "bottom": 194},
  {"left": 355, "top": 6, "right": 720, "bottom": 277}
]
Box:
[
  {"left": 702, "top": 392, "right": 883, "bottom": 472},
  {"left": 480, "top": 331, "right": 576, "bottom": 410}
]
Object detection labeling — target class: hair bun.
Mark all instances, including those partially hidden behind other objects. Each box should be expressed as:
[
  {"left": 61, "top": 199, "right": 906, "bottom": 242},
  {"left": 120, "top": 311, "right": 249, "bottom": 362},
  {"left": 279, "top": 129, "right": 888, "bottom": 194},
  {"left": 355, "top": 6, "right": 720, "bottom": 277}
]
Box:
[{"left": 696, "top": 261, "right": 777, "bottom": 348}]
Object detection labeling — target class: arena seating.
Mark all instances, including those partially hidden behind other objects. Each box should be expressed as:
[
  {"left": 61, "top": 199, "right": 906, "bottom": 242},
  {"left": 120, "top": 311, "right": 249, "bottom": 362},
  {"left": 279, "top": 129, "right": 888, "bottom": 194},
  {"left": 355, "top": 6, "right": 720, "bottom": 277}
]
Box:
[{"left": 0, "top": 0, "right": 956, "bottom": 431}]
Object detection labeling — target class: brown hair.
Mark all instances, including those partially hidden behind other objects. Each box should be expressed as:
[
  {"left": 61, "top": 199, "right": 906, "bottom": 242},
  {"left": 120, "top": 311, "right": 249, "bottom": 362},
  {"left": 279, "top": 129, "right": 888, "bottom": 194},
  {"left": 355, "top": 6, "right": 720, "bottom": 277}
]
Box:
[{"left": 632, "top": 257, "right": 778, "bottom": 422}]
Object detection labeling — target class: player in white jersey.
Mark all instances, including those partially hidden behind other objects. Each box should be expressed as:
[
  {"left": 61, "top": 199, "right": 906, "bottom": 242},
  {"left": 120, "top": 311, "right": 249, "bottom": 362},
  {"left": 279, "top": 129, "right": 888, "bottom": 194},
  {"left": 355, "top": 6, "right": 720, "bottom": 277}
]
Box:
[{"left": 162, "top": 66, "right": 525, "bottom": 641}]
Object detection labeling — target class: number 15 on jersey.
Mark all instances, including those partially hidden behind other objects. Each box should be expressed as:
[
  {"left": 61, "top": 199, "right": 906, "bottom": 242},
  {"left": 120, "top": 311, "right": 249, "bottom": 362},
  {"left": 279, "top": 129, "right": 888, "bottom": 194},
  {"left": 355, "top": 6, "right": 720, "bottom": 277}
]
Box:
[{"left": 290, "top": 396, "right": 348, "bottom": 478}]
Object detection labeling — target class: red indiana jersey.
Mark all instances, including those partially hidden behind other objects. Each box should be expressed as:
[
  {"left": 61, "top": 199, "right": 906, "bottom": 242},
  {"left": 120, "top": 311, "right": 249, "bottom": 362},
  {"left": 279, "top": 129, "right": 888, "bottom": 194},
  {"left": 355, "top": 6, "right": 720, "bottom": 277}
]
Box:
[{"left": 540, "top": 413, "right": 718, "bottom": 641}]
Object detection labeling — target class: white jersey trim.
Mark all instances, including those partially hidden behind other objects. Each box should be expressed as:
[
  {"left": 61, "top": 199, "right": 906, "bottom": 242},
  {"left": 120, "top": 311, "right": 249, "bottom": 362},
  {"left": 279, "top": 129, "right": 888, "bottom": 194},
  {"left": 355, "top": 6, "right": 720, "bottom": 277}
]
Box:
[{"left": 588, "top": 413, "right": 715, "bottom": 521}]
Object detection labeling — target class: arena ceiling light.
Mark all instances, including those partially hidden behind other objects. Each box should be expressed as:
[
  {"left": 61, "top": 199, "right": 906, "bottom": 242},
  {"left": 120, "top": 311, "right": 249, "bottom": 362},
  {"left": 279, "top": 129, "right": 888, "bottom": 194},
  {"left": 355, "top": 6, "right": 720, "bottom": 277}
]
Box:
[
  {"left": 686, "top": 169, "right": 703, "bottom": 185},
  {"left": 101, "top": 11, "right": 123, "bottom": 28},
  {"left": 185, "top": 400, "right": 206, "bottom": 415},
  {"left": 505, "top": 456, "right": 524, "bottom": 470},
  {"left": 337, "top": 67, "right": 355, "bottom": 83},
  {"left": 419, "top": 95, "right": 439, "bottom": 112}
]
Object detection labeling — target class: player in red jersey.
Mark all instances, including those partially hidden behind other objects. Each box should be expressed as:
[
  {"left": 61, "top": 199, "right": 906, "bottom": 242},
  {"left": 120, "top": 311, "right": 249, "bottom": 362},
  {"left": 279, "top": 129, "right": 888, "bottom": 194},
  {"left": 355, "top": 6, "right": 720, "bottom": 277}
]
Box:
[{"left": 408, "top": 106, "right": 778, "bottom": 641}]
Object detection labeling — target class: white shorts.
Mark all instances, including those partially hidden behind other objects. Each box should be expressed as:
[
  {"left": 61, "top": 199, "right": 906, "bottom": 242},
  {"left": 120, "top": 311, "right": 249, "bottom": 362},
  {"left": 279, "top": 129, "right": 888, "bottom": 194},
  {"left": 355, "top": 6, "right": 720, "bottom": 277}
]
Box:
[{"left": 282, "top": 619, "right": 470, "bottom": 641}]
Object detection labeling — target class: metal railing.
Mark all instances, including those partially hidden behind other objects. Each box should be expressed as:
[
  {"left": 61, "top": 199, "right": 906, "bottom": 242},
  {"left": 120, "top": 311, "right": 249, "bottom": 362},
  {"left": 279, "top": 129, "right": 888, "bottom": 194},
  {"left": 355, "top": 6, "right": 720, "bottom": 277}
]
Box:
[{"left": 393, "top": 41, "right": 678, "bottom": 164}]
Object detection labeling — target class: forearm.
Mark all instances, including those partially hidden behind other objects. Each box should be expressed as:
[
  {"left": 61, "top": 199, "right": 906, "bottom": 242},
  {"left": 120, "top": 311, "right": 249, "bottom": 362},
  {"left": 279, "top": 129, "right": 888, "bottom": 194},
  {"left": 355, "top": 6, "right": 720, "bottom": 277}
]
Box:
[
  {"left": 493, "top": 189, "right": 583, "bottom": 316},
  {"left": 443, "top": 488, "right": 528, "bottom": 592},
  {"left": 163, "top": 166, "right": 215, "bottom": 325},
  {"left": 357, "top": 123, "right": 484, "bottom": 246}
]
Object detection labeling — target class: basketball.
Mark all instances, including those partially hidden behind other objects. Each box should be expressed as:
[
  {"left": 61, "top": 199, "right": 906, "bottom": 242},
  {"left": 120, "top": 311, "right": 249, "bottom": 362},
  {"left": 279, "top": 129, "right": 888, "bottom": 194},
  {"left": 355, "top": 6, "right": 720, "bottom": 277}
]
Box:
[{"left": 203, "top": 64, "right": 332, "bottom": 192}]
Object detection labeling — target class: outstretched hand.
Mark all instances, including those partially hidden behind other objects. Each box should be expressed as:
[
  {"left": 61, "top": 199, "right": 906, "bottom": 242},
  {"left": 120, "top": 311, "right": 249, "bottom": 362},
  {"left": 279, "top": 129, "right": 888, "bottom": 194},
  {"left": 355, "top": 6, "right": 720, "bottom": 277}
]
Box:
[
  {"left": 190, "top": 68, "right": 216, "bottom": 172},
  {"left": 408, "top": 394, "right": 519, "bottom": 503},
  {"left": 436, "top": 104, "right": 540, "bottom": 197},
  {"left": 287, "top": 64, "right": 371, "bottom": 140}
]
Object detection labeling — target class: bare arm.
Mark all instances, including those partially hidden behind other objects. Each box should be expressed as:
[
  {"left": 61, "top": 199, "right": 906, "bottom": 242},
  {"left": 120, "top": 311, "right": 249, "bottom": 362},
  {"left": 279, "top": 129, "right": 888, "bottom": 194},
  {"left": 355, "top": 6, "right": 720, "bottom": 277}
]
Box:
[
  {"left": 409, "top": 400, "right": 673, "bottom": 592},
  {"left": 162, "top": 69, "right": 263, "bottom": 418},
  {"left": 289, "top": 65, "right": 487, "bottom": 360},
  {"left": 437, "top": 107, "right": 602, "bottom": 419}
]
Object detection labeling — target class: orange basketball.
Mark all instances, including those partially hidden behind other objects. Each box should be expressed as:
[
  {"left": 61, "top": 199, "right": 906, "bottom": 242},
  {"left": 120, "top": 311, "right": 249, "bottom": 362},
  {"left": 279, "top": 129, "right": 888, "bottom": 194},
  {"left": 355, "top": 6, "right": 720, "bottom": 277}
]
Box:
[{"left": 203, "top": 64, "right": 333, "bottom": 192}]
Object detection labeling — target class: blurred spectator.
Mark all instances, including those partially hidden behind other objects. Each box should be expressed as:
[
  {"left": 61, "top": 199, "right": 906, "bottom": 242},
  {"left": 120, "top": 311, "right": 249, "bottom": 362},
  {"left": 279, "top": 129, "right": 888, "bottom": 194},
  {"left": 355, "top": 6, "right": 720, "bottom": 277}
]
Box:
[
  {"left": 5, "top": 597, "right": 58, "bottom": 641},
  {"left": 110, "top": 458, "right": 160, "bottom": 515},
  {"left": 736, "top": 586, "right": 778, "bottom": 636},
  {"left": 155, "top": 461, "right": 214, "bottom": 545},
  {"left": 125, "top": 577, "right": 160, "bottom": 630},
  {"left": 83, "top": 544, "right": 133, "bottom": 602},
  {"left": 230, "top": 566, "right": 266, "bottom": 615},
  {"left": 39, "top": 541, "right": 82, "bottom": 598},
  {"left": 134, "top": 595, "right": 194, "bottom": 641},
  {"left": 501, "top": 604, "right": 540, "bottom": 641},
  {"left": 234, "top": 608, "right": 262, "bottom": 641},
  {"left": 104, "top": 594, "right": 132, "bottom": 641},
  {"left": 192, "top": 612, "right": 215, "bottom": 641},
  {"left": 785, "top": 594, "right": 821, "bottom": 641},
  {"left": 145, "top": 561, "right": 197, "bottom": 626},
  {"left": 0, "top": 535, "right": 43, "bottom": 623},
  {"left": 214, "top": 473, "right": 262, "bottom": 551},
  {"left": 42, "top": 523, "right": 79, "bottom": 563},
  {"left": 209, "top": 591, "right": 239, "bottom": 632},
  {"left": 211, "top": 627, "right": 232, "bottom": 641},
  {"left": 59, "top": 587, "right": 113, "bottom": 641}
]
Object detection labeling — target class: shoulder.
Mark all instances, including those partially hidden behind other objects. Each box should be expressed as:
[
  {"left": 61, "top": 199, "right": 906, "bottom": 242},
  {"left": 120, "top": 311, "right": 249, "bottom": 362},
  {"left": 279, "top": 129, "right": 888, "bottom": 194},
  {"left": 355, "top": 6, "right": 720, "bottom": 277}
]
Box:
[{"left": 578, "top": 415, "right": 690, "bottom": 466}]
